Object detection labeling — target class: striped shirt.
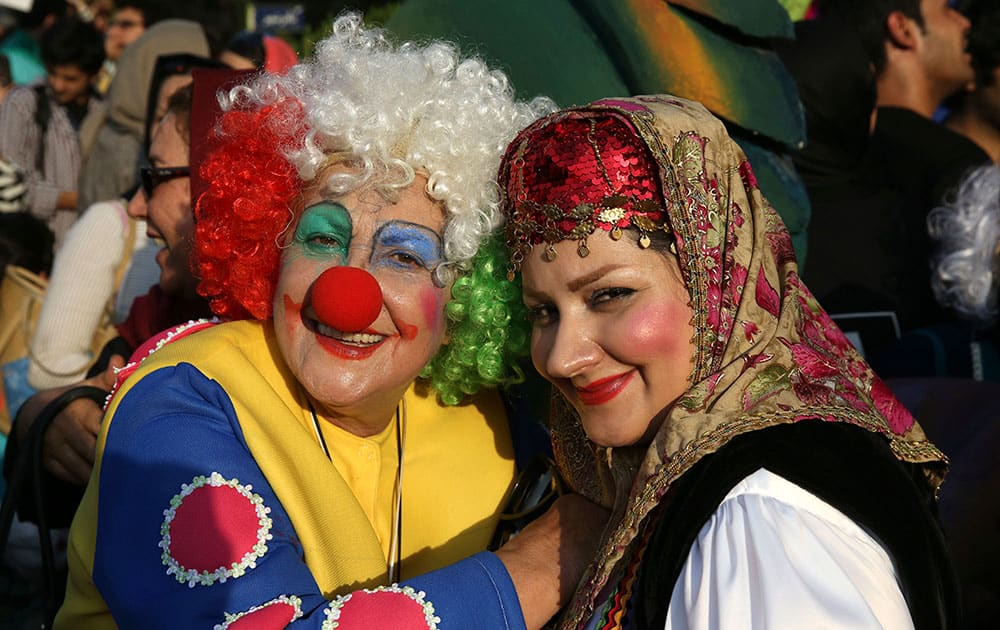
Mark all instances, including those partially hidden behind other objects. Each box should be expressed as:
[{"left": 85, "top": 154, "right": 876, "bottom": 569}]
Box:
[{"left": 0, "top": 84, "right": 102, "bottom": 249}]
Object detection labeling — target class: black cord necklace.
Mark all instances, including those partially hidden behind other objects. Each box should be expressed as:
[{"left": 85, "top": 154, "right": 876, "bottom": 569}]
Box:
[{"left": 308, "top": 398, "right": 405, "bottom": 583}]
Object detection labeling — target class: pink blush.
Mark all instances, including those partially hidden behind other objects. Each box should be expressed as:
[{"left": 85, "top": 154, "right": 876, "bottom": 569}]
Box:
[
  {"left": 625, "top": 303, "right": 691, "bottom": 356},
  {"left": 419, "top": 287, "right": 445, "bottom": 336}
]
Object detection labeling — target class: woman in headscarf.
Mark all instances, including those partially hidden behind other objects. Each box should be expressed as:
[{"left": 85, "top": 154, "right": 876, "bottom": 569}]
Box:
[
  {"left": 499, "top": 94, "right": 960, "bottom": 629},
  {"left": 56, "top": 15, "right": 602, "bottom": 630}
]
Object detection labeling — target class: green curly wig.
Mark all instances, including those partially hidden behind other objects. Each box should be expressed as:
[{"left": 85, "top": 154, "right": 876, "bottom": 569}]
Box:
[{"left": 420, "top": 236, "right": 530, "bottom": 405}]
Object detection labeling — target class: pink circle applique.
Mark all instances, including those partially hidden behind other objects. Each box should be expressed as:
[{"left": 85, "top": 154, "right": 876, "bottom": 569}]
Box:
[
  {"left": 214, "top": 595, "right": 303, "bottom": 630},
  {"left": 322, "top": 586, "right": 440, "bottom": 629},
  {"left": 160, "top": 472, "right": 273, "bottom": 587}
]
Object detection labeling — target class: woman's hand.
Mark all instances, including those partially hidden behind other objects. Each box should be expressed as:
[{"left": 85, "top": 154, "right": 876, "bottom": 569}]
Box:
[{"left": 495, "top": 493, "right": 609, "bottom": 630}]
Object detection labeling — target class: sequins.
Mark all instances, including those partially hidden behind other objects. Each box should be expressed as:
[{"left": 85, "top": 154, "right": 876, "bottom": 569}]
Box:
[{"left": 502, "top": 110, "right": 673, "bottom": 273}]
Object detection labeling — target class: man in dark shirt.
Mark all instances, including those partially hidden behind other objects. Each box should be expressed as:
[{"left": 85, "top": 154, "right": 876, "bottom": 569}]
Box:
[{"left": 819, "top": 0, "right": 989, "bottom": 330}]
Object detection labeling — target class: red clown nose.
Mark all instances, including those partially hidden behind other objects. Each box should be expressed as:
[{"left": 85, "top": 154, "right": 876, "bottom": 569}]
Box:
[{"left": 312, "top": 266, "right": 383, "bottom": 333}]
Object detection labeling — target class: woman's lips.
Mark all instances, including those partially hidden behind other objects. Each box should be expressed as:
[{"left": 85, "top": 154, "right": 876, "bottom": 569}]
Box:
[{"left": 575, "top": 371, "right": 635, "bottom": 405}]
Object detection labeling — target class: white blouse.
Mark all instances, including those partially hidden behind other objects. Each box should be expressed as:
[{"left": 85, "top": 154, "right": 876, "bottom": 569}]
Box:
[{"left": 663, "top": 468, "right": 914, "bottom": 629}]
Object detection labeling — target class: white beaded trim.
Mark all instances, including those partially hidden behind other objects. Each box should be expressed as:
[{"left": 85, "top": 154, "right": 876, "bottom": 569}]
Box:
[
  {"left": 322, "top": 585, "right": 441, "bottom": 629},
  {"left": 160, "top": 471, "right": 273, "bottom": 587},
  {"left": 214, "top": 594, "right": 303, "bottom": 629},
  {"left": 105, "top": 318, "right": 220, "bottom": 408}
]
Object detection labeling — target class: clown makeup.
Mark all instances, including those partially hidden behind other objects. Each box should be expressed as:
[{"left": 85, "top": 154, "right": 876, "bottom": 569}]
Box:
[
  {"left": 273, "top": 170, "right": 452, "bottom": 437},
  {"left": 290, "top": 203, "right": 444, "bottom": 274},
  {"left": 291, "top": 202, "right": 352, "bottom": 261},
  {"left": 371, "top": 221, "right": 444, "bottom": 273}
]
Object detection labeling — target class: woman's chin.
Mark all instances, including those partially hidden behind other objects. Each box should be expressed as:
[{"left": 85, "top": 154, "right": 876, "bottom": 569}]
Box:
[{"left": 579, "top": 411, "right": 665, "bottom": 449}]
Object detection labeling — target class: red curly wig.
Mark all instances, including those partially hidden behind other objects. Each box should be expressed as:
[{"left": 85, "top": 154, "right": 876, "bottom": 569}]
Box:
[{"left": 193, "top": 98, "right": 308, "bottom": 320}]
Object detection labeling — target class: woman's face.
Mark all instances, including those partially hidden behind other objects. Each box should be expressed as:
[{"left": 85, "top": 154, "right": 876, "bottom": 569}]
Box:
[
  {"left": 273, "top": 166, "right": 451, "bottom": 433},
  {"left": 522, "top": 233, "right": 695, "bottom": 447}
]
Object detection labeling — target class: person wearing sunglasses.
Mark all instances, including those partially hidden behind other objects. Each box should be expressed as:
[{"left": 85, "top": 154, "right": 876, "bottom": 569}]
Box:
[{"left": 2, "top": 74, "right": 216, "bottom": 580}]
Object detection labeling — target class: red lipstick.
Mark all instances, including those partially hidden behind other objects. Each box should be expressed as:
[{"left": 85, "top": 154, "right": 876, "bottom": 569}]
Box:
[
  {"left": 315, "top": 333, "right": 381, "bottom": 360},
  {"left": 576, "top": 371, "right": 635, "bottom": 405}
]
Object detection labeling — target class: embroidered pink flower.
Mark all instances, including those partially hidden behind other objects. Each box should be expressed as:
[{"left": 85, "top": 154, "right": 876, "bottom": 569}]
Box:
[
  {"left": 726, "top": 263, "right": 749, "bottom": 307},
  {"left": 766, "top": 229, "right": 797, "bottom": 267},
  {"left": 791, "top": 372, "right": 835, "bottom": 406},
  {"left": 738, "top": 160, "right": 758, "bottom": 189},
  {"left": 755, "top": 266, "right": 780, "bottom": 318},
  {"left": 741, "top": 320, "right": 760, "bottom": 342},
  {"left": 782, "top": 340, "right": 839, "bottom": 379},
  {"left": 870, "top": 378, "right": 915, "bottom": 435},
  {"left": 741, "top": 352, "right": 773, "bottom": 374},
  {"left": 732, "top": 205, "right": 745, "bottom": 228}
]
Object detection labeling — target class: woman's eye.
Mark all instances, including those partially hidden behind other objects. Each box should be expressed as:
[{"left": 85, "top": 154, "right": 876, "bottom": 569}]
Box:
[
  {"left": 526, "top": 304, "right": 557, "bottom": 326},
  {"left": 590, "top": 287, "right": 635, "bottom": 307}
]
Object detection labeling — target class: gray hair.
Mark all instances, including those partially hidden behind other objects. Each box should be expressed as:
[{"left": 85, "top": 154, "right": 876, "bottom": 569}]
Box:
[{"left": 927, "top": 164, "right": 1000, "bottom": 328}]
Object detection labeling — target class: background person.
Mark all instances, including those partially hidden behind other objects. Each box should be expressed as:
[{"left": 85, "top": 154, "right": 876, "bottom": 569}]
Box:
[
  {"left": 945, "top": 0, "right": 1000, "bottom": 163},
  {"left": 818, "top": 0, "right": 990, "bottom": 332},
  {"left": 0, "top": 14, "right": 104, "bottom": 251}
]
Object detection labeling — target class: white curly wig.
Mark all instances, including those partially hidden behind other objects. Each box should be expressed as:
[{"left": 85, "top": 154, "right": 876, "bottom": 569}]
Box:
[
  {"left": 927, "top": 164, "right": 1000, "bottom": 328},
  {"left": 220, "top": 12, "right": 554, "bottom": 267}
]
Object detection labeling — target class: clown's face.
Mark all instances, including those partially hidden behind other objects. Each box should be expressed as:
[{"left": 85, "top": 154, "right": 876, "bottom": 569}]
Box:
[{"left": 273, "top": 166, "right": 451, "bottom": 435}]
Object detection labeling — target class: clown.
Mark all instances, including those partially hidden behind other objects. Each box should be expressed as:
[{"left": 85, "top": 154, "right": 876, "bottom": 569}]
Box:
[{"left": 56, "top": 15, "right": 605, "bottom": 630}]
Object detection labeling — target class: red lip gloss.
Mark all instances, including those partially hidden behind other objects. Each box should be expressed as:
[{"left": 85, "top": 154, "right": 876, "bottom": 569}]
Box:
[{"left": 576, "top": 371, "right": 635, "bottom": 405}]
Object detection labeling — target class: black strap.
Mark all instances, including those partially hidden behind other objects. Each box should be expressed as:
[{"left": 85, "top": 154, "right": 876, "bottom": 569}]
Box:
[
  {"left": 32, "top": 85, "right": 51, "bottom": 172},
  {"left": 0, "top": 385, "right": 107, "bottom": 627}
]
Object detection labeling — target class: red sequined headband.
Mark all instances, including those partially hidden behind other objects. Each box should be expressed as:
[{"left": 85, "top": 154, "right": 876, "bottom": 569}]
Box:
[{"left": 501, "top": 110, "right": 673, "bottom": 280}]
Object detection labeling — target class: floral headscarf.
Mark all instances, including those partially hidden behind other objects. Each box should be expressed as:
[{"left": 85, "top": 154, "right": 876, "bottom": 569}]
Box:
[{"left": 498, "top": 95, "right": 947, "bottom": 627}]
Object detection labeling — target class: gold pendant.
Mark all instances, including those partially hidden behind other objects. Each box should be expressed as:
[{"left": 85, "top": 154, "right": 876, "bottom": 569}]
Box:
[
  {"left": 611, "top": 226, "right": 623, "bottom": 240},
  {"left": 544, "top": 245, "right": 558, "bottom": 261},
  {"left": 639, "top": 234, "right": 651, "bottom": 248}
]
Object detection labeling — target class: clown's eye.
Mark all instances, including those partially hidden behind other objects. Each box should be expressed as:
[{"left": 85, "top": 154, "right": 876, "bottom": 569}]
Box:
[
  {"left": 388, "top": 250, "right": 427, "bottom": 268},
  {"left": 307, "top": 234, "right": 343, "bottom": 249}
]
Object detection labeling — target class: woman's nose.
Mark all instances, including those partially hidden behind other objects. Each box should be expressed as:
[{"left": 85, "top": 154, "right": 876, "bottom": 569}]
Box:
[
  {"left": 538, "top": 320, "right": 602, "bottom": 381},
  {"left": 312, "top": 266, "right": 383, "bottom": 332}
]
